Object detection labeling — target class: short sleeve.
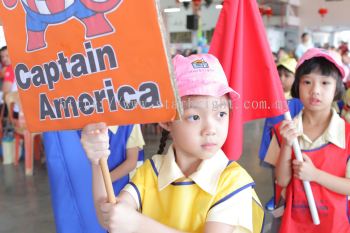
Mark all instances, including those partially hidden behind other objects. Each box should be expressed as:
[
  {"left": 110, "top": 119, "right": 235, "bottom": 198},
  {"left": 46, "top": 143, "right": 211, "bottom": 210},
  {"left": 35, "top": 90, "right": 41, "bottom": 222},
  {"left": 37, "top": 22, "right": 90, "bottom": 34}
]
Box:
[
  {"left": 126, "top": 124, "right": 145, "bottom": 149},
  {"left": 123, "top": 161, "right": 147, "bottom": 211},
  {"left": 206, "top": 187, "right": 253, "bottom": 232}
]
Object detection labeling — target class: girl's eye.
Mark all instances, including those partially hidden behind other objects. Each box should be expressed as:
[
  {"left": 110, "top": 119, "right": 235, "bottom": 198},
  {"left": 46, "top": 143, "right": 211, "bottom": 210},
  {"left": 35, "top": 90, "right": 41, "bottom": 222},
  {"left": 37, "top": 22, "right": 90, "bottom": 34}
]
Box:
[
  {"left": 322, "top": 81, "right": 330, "bottom": 85},
  {"left": 219, "top": 112, "right": 228, "bottom": 118},
  {"left": 302, "top": 80, "right": 311, "bottom": 84},
  {"left": 187, "top": 115, "right": 200, "bottom": 121}
]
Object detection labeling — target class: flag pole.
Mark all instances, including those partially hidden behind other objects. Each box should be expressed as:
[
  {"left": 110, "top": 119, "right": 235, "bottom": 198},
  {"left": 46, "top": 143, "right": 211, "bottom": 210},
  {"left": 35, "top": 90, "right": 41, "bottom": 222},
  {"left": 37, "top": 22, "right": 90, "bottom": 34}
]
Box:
[
  {"left": 99, "top": 158, "right": 116, "bottom": 204},
  {"left": 284, "top": 112, "right": 320, "bottom": 225}
]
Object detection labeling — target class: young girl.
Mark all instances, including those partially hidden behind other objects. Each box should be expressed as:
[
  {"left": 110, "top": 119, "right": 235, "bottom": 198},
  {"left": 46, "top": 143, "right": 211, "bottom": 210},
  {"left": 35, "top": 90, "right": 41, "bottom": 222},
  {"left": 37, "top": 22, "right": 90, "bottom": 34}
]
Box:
[
  {"left": 274, "top": 48, "right": 350, "bottom": 232},
  {"left": 80, "top": 54, "right": 264, "bottom": 233}
]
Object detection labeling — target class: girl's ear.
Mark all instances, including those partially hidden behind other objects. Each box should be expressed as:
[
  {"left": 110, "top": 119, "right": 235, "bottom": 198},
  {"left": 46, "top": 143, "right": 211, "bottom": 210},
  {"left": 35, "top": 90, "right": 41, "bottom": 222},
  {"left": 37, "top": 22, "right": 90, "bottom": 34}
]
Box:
[{"left": 159, "top": 122, "right": 171, "bottom": 131}]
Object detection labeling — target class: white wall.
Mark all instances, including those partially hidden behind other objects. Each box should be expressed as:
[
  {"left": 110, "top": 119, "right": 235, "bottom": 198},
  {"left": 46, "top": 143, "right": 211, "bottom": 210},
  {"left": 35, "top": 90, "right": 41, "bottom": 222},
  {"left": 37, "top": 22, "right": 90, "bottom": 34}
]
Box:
[
  {"left": 299, "top": 0, "right": 350, "bottom": 31},
  {"left": 297, "top": 0, "right": 350, "bottom": 47},
  {"left": 265, "top": 27, "right": 285, "bottom": 52},
  {"left": 164, "top": 0, "right": 350, "bottom": 33},
  {"left": 163, "top": 1, "right": 350, "bottom": 51},
  {"left": 0, "top": 26, "right": 6, "bottom": 47},
  {"left": 164, "top": 4, "right": 221, "bottom": 32},
  {"left": 164, "top": 3, "right": 289, "bottom": 52}
]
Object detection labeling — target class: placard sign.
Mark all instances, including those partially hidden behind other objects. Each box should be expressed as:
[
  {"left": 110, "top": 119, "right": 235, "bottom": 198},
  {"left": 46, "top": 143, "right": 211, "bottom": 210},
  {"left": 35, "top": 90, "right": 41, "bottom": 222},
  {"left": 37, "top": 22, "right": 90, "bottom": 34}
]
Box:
[{"left": 0, "top": 0, "right": 178, "bottom": 132}]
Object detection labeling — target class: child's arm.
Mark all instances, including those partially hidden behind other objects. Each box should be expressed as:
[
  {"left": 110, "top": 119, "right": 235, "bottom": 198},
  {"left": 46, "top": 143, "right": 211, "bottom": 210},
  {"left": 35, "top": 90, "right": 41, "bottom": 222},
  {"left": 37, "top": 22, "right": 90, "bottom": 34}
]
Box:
[
  {"left": 131, "top": 214, "right": 236, "bottom": 233},
  {"left": 293, "top": 154, "right": 350, "bottom": 195},
  {"left": 101, "top": 191, "right": 237, "bottom": 233},
  {"left": 110, "top": 147, "right": 139, "bottom": 182},
  {"left": 81, "top": 122, "right": 112, "bottom": 228},
  {"left": 275, "top": 120, "right": 299, "bottom": 187}
]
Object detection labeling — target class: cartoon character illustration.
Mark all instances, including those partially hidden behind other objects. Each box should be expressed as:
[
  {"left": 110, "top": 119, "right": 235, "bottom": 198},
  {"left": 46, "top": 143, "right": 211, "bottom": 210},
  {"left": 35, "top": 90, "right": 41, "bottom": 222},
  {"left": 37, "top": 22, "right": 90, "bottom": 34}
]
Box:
[{"left": 2, "top": 0, "right": 123, "bottom": 52}]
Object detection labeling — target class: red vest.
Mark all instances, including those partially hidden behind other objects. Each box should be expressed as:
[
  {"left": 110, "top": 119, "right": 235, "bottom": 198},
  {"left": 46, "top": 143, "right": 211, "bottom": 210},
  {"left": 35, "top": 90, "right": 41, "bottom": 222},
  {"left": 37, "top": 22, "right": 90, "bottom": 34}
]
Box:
[{"left": 275, "top": 122, "right": 350, "bottom": 233}]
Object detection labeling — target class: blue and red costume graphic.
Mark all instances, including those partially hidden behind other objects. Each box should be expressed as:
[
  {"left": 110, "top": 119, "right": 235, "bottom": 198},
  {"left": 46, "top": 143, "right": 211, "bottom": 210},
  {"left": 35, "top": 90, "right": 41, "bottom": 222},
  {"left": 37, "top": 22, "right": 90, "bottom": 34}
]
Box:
[{"left": 1, "top": 0, "right": 123, "bottom": 52}]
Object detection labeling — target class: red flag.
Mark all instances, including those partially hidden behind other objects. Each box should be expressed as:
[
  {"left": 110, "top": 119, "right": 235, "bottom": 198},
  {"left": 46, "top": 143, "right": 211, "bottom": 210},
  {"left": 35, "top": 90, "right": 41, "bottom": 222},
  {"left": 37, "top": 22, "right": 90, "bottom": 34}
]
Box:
[{"left": 209, "top": 0, "right": 288, "bottom": 160}]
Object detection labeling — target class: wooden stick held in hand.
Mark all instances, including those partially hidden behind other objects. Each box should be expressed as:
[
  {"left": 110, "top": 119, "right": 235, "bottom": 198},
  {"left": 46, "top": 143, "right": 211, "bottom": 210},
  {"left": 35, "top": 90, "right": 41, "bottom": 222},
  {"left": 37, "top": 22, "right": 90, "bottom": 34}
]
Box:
[{"left": 99, "top": 157, "right": 116, "bottom": 204}]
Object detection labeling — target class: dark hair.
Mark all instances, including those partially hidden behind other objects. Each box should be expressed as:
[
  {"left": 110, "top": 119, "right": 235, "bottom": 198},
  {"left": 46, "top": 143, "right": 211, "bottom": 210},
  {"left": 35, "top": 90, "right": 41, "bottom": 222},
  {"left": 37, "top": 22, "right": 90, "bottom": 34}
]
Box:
[
  {"left": 277, "top": 65, "right": 294, "bottom": 76},
  {"left": 278, "top": 47, "right": 286, "bottom": 52},
  {"left": 272, "top": 52, "right": 278, "bottom": 63},
  {"left": 157, "top": 129, "right": 170, "bottom": 154},
  {"left": 0, "top": 46, "right": 7, "bottom": 52},
  {"left": 291, "top": 57, "right": 345, "bottom": 101},
  {"left": 301, "top": 33, "right": 309, "bottom": 39}
]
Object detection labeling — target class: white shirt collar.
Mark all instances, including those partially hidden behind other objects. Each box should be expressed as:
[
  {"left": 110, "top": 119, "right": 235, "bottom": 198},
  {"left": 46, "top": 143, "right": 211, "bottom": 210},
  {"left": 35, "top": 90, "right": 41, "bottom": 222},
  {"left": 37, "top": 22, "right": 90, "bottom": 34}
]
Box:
[{"left": 295, "top": 108, "right": 345, "bottom": 149}]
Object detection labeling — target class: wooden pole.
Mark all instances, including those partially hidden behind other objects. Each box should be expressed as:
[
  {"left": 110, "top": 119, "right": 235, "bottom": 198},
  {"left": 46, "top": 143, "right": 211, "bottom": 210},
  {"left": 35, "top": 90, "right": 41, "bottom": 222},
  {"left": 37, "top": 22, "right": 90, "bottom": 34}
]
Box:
[{"left": 99, "top": 157, "right": 116, "bottom": 204}]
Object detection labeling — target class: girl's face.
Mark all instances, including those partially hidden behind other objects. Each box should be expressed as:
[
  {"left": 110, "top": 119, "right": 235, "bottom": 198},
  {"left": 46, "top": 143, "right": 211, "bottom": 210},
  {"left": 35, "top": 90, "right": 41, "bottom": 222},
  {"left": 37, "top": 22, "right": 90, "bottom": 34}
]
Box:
[
  {"left": 0, "top": 49, "right": 10, "bottom": 66},
  {"left": 299, "top": 72, "right": 337, "bottom": 112},
  {"left": 167, "top": 95, "right": 230, "bottom": 161},
  {"left": 279, "top": 69, "right": 295, "bottom": 93}
]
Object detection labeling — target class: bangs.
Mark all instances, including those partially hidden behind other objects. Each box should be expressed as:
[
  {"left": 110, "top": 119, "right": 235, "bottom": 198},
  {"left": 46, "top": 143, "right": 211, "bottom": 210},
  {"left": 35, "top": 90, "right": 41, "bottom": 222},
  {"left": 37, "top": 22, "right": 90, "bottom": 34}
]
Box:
[{"left": 296, "top": 57, "right": 342, "bottom": 80}]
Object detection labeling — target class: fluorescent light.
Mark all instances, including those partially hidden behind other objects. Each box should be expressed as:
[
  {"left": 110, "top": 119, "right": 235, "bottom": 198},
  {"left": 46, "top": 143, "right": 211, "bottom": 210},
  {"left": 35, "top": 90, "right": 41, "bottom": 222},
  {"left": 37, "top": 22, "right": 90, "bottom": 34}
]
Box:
[
  {"left": 179, "top": 0, "right": 191, "bottom": 2},
  {"left": 164, "top": 8, "right": 181, "bottom": 13},
  {"left": 215, "top": 4, "right": 223, "bottom": 9}
]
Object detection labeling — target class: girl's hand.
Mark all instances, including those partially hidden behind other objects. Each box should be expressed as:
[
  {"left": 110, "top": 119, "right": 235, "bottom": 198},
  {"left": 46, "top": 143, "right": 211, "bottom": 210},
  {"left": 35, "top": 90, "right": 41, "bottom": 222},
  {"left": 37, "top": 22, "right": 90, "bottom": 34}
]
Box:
[
  {"left": 81, "top": 122, "right": 110, "bottom": 165},
  {"left": 279, "top": 120, "right": 300, "bottom": 147},
  {"left": 292, "top": 153, "right": 318, "bottom": 181},
  {"left": 101, "top": 201, "right": 139, "bottom": 233}
]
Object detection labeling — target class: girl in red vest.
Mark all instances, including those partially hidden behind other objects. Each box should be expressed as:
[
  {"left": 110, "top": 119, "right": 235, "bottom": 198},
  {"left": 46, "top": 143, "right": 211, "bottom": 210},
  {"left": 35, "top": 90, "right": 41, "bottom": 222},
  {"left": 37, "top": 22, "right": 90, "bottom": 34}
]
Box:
[{"left": 275, "top": 48, "right": 350, "bottom": 233}]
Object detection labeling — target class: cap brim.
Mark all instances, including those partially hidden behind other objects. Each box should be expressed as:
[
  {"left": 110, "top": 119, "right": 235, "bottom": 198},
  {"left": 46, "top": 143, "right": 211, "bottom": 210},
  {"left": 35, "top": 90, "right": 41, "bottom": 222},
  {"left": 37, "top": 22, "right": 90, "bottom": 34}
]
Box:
[
  {"left": 179, "top": 83, "right": 240, "bottom": 102},
  {"left": 297, "top": 49, "right": 345, "bottom": 78},
  {"left": 277, "top": 64, "right": 295, "bottom": 74}
]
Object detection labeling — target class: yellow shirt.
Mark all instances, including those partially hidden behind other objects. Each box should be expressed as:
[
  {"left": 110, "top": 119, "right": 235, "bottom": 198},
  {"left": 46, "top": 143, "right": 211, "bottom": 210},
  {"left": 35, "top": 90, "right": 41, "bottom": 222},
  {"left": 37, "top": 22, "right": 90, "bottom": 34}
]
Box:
[
  {"left": 108, "top": 124, "right": 145, "bottom": 149},
  {"left": 109, "top": 124, "right": 145, "bottom": 177},
  {"left": 265, "top": 108, "right": 350, "bottom": 178},
  {"left": 123, "top": 146, "right": 264, "bottom": 233}
]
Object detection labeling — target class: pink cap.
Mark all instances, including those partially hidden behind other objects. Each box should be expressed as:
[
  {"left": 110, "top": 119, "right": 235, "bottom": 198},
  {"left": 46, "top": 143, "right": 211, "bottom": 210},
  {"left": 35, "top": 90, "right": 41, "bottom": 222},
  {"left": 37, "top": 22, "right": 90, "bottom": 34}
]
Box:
[
  {"left": 297, "top": 48, "right": 345, "bottom": 78},
  {"left": 172, "top": 54, "right": 240, "bottom": 102}
]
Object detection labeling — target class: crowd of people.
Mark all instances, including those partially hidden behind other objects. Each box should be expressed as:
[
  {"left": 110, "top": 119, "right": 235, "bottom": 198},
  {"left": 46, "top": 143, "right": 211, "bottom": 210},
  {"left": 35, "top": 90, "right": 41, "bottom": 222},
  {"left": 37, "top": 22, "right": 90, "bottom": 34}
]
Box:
[{"left": 2, "top": 32, "right": 350, "bottom": 233}]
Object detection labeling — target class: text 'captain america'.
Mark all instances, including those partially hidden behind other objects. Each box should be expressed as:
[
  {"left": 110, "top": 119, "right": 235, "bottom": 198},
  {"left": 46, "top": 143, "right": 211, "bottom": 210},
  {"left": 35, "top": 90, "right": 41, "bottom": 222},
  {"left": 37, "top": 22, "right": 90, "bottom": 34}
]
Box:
[{"left": 15, "top": 41, "right": 118, "bottom": 91}]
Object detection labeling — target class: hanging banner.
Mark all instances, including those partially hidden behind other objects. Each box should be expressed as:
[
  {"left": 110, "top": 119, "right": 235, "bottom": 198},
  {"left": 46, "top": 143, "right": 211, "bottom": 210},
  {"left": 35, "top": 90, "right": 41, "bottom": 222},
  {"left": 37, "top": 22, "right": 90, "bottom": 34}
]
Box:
[{"left": 0, "top": 0, "right": 178, "bottom": 132}]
